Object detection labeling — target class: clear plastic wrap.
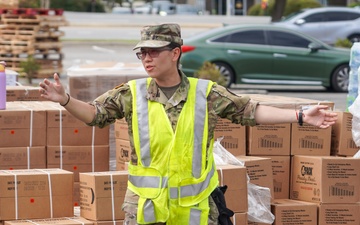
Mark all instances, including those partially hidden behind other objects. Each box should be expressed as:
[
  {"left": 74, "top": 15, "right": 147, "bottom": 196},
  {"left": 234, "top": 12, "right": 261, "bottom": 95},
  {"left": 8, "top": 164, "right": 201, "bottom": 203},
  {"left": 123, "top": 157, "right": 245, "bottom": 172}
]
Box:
[{"left": 213, "top": 138, "right": 275, "bottom": 224}]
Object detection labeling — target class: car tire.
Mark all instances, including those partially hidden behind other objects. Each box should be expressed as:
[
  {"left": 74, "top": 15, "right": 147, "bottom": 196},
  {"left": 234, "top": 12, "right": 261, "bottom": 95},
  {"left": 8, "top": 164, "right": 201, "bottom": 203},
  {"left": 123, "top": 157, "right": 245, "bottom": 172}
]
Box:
[
  {"left": 213, "top": 62, "right": 235, "bottom": 88},
  {"left": 330, "top": 64, "right": 349, "bottom": 92},
  {"left": 348, "top": 34, "right": 360, "bottom": 43}
]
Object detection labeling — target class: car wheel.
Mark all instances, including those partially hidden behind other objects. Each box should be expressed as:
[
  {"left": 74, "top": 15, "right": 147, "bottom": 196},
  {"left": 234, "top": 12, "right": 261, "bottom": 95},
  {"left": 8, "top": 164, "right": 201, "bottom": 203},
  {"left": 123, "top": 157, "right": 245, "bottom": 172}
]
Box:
[
  {"left": 348, "top": 34, "right": 360, "bottom": 43},
  {"left": 213, "top": 62, "right": 235, "bottom": 88},
  {"left": 330, "top": 64, "right": 349, "bottom": 92}
]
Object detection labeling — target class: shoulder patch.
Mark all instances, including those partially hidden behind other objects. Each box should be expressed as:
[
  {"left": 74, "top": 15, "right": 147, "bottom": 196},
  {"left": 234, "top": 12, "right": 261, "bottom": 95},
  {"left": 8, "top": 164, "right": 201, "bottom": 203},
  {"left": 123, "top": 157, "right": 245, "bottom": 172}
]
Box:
[{"left": 114, "top": 83, "right": 125, "bottom": 89}]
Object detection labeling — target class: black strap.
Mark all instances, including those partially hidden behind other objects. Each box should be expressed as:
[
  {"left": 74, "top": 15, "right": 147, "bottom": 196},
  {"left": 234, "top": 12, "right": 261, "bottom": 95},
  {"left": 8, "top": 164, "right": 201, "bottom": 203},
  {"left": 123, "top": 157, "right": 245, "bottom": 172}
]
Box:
[{"left": 211, "top": 185, "right": 234, "bottom": 225}]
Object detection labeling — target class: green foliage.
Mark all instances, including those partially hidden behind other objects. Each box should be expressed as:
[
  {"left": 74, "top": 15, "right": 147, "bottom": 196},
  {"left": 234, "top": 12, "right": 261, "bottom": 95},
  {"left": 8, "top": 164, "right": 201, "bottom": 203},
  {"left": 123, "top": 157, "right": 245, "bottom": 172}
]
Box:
[
  {"left": 283, "top": 0, "right": 322, "bottom": 17},
  {"left": 19, "top": 0, "right": 39, "bottom": 8},
  {"left": 194, "top": 61, "right": 227, "bottom": 87},
  {"left": 20, "top": 56, "right": 40, "bottom": 85},
  {"left": 348, "top": 2, "right": 360, "bottom": 7},
  {"left": 248, "top": 0, "right": 321, "bottom": 17},
  {"left": 334, "top": 39, "right": 353, "bottom": 48}
]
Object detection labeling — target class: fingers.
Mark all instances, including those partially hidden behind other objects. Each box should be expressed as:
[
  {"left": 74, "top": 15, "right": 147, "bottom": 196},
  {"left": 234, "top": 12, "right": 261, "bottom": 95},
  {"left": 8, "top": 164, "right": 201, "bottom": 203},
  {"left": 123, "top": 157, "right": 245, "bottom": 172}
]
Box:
[{"left": 54, "top": 73, "right": 61, "bottom": 85}]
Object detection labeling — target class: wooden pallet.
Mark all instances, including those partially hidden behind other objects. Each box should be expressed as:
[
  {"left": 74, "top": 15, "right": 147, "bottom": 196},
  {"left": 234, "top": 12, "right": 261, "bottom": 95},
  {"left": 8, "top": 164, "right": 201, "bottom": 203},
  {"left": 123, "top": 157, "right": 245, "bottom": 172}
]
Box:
[{"left": 0, "top": 28, "right": 36, "bottom": 41}]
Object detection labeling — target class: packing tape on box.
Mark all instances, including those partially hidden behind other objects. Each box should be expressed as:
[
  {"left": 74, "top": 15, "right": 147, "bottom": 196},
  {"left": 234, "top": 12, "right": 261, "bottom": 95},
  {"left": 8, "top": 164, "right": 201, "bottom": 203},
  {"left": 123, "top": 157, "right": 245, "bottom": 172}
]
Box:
[
  {"left": 36, "top": 169, "right": 54, "bottom": 218},
  {"left": 20, "top": 104, "right": 34, "bottom": 169},
  {"left": 110, "top": 174, "right": 115, "bottom": 221},
  {"left": 51, "top": 104, "right": 64, "bottom": 168},
  {"left": 218, "top": 167, "right": 224, "bottom": 186}
]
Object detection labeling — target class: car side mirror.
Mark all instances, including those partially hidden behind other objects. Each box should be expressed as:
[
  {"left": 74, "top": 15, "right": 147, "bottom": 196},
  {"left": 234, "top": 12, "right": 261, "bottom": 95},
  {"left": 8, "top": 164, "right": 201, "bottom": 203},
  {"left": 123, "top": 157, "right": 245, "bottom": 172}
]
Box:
[
  {"left": 308, "top": 42, "right": 322, "bottom": 52},
  {"left": 294, "top": 19, "right": 306, "bottom": 25}
]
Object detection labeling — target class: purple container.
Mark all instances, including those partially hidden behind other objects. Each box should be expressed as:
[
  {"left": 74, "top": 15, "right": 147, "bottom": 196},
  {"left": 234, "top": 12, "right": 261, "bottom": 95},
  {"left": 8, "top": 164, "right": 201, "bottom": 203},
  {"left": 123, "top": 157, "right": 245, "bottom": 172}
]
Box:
[{"left": 0, "top": 62, "right": 6, "bottom": 110}]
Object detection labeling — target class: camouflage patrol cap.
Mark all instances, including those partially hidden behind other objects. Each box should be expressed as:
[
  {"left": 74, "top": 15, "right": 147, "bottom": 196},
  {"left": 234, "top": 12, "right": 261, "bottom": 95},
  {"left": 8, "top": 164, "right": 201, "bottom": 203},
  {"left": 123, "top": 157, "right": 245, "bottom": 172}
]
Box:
[{"left": 133, "top": 23, "right": 183, "bottom": 50}]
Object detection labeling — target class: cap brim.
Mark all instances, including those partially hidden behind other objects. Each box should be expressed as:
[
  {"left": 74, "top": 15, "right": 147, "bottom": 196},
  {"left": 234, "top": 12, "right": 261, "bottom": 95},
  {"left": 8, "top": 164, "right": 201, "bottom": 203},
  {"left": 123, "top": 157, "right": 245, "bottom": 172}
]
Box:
[{"left": 133, "top": 40, "right": 171, "bottom": 50}]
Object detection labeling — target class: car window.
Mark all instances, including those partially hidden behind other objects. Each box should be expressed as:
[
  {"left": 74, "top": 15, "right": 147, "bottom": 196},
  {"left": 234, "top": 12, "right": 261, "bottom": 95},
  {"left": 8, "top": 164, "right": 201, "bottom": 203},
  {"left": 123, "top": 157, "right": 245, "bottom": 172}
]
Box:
[
  {"left": 267, "top": 31, "right": 311, "bottom": 48},
  {"left": 323, "top": 11, "right": 360, "bottom": 21},
  {"left": 211, "top": 30, "right": 266, "bottom": 45},
  {"left": 304, "top": 12, "right": 325, "bottom": 22}
]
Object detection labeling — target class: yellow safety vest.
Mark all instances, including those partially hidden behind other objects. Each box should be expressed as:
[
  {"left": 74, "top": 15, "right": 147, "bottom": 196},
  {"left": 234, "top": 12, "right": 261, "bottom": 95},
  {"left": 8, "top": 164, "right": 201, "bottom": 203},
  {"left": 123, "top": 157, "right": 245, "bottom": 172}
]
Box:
[{"left": 127, "top": 77, "right": 219, "bottom": 225}]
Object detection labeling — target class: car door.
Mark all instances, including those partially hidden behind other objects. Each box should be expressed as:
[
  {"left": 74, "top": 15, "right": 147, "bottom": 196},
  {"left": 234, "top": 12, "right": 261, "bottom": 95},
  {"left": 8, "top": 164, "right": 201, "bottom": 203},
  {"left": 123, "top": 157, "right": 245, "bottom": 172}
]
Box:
[
  {"left": 218, "top": 29, "right": 274, "bottom": 82},
  {"left": 292, "top": 12, "right": 326, "bottom": 41},
  {"left": 268, "top": 30, "right": 326, "bottom": 85}
]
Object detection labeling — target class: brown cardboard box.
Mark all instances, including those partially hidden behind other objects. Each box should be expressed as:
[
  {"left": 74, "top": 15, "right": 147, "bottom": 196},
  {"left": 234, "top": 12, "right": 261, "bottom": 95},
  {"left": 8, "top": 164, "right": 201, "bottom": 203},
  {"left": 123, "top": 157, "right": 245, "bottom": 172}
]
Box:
[
  {"left": 271, "top": 199, "right": 317, "bottom": 225},
  {"left": 318, "top": 203, "right": 360, "bottom": 225},
  {"left": 331, "top": 111, "right": 358, "bottom": 156},
  {"left": 231, "top": 212, "right": 247, "bottom": 225},
  {"left": 48, "top": 163, "right": 109, "bottom": 182},
  {"left": 246, "top": 124, "right": 291, "bottom": 156},
  {"left": 47, "top": 145, "right": 110, "bottom": 166},
  {"left": 0, "top": 102, "right": 46, "bottom": 147},
  {"left": 74, "top": 181, "right": 80, "bottom": 207},
  {"left": 115, "top": 139, "right": 131, "bottom": 168},
  {"left": 4, "top": 217, "right": 94, "bottom": 225},
  {"left": 92, "top": 221, "right": 124, "bottom": 225},
  {"left": 67, "top": 62, "right": 147, "bottom": 102},
  {"left": 214, "top": 118, "right": 246, "bottom": 156},
  {"left": 246, "top": 94, "right": 334, "bottom": 110},
  {"left": 267, "top": 156, "right": 290, "bottom": 199},
  {"left": 114, "top": 118, "right": 129, "bottom": 140},
  {"left": 0, "top": 169, "right": 74, "bottom": 220},
  {"left": 291, "top": 155, "right": 360, "bottom": 203},
  {"left": 235, "top": 156, "right": 274, "bottom": 199},
  {"left": 0, "top": 146, "right": 46, "bottom": 169},
  {"left": 6, "top": 86, "right": 45, "bottom": 101},
  {"left": 291, "top": 123, "right": 332, "bottom": 156},
  {"left": 79, "top": 171, "right": 128, "bottom": 221},
  {"left": 216, "top": 164, "right": 248, "bottom": 213}
]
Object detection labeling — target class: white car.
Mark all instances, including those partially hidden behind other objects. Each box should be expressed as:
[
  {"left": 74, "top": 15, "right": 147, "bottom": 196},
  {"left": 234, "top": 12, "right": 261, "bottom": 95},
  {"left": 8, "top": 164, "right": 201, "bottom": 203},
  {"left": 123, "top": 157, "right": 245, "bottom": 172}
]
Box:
[{"left": 272, "top": 7, "right": 360, "bottom": 45}]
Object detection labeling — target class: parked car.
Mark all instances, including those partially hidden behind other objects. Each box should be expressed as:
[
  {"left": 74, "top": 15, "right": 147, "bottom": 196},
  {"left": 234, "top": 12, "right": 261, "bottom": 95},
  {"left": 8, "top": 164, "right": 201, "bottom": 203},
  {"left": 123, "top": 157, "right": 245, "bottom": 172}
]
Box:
[
  {"left": 111, "top": 6, "right": 132, "bottom": 14},
  {"left": 175, "top": 4, "right": 202, "bottom": 15},
  {"left": 134, "top": 0, "right": 176, "bottom": 15},
  {"left": 272, "top": 7, "right": 360, "bottom": 45},
  {"left": 180, "top": 24, "right": 350, "bottom": 92}
]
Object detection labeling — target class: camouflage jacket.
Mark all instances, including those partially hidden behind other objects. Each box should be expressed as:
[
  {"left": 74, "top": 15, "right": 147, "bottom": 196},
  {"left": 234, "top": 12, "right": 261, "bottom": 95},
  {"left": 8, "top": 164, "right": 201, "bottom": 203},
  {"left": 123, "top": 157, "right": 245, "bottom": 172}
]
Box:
[{"left": 88, "top": 71, "right": 258, "bottom": 164}]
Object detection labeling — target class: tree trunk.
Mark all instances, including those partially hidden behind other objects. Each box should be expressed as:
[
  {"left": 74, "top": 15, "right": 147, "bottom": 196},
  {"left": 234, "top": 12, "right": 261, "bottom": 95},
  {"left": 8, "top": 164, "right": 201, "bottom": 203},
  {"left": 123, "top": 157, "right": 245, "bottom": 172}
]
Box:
[{"left": 271, "top": 0, "right": 287, "bottom": 22}]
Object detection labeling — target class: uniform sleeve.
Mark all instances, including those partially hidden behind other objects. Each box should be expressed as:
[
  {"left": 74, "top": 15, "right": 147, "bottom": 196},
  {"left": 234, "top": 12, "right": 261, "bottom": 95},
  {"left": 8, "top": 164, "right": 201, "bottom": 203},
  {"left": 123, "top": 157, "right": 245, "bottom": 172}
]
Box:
[
  {"left": 209, "top": 84, "right": 259, "bottom": 126},
  {"left": 87, "top": 83, "right": 132, "bottom": 128}
]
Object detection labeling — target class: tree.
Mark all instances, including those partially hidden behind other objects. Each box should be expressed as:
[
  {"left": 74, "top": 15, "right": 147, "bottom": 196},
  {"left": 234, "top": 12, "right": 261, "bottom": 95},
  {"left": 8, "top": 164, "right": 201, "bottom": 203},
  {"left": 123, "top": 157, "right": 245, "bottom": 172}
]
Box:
[{"left": 271, "top": 0, "right": 287, "bottom": 22}]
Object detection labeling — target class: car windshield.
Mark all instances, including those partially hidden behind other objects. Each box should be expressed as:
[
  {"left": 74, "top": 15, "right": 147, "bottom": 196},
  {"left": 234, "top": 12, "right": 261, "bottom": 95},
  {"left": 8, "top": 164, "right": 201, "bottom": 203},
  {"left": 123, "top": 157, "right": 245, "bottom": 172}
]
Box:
[{"left": 280, "top": 9, "right": 307, "bottom": 21}]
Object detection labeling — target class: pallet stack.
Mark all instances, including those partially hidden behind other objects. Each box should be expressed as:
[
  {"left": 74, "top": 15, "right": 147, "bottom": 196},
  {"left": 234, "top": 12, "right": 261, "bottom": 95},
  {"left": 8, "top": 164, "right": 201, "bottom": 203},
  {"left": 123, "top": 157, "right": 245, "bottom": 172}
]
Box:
[{"left": 0, "top": 7, "right": 68, "bottom": 79}]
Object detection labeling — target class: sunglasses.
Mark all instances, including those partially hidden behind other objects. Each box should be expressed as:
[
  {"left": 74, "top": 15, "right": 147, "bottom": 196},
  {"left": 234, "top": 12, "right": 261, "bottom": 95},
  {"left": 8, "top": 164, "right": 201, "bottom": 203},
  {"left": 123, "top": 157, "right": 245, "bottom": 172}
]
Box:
[{"left": 136, "top": 47, "right": 173, "bottom": 60}]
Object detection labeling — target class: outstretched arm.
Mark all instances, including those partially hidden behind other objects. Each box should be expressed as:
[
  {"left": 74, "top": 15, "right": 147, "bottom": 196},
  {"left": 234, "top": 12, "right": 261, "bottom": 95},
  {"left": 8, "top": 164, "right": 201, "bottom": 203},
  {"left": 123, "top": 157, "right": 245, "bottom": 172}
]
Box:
[
  {"left": 39, "top": 73, "right": 96, "bottom": 124},
  {"left": 254, "top": 104, "right": 337, "bottom": 128}
]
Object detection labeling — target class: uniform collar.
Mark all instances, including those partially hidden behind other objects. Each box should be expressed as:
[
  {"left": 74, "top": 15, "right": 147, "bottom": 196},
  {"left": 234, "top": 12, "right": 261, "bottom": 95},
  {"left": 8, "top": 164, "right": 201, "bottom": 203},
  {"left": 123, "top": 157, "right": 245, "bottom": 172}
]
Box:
[{"left": 146, "top": 71, "right": 190, "bottom": 106}]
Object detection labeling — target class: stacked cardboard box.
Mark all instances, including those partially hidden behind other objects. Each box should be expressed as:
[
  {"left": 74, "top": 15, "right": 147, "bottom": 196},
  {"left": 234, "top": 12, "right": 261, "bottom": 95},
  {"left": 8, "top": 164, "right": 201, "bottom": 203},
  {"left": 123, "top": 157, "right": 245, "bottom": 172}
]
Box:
[
  {"left": 0, "top": 101, "right": 46, "bottom": 170},
  {"left": 79, "top": 171, "right": 127, "bottom": 224},
  {"left": 0, "top": 168, "right": 73, "bottom": 221}
]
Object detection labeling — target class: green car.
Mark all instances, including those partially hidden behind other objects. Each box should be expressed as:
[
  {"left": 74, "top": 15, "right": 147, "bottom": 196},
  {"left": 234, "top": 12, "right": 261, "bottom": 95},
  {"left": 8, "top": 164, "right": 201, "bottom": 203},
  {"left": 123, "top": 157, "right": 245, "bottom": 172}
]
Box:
[{"left": 180, "top": 24, "right": 350, "bottom": 92}]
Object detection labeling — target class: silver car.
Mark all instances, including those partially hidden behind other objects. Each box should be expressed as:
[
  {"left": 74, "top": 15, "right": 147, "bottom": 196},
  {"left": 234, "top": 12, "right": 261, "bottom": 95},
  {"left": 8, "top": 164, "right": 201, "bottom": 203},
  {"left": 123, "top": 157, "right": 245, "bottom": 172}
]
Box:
[{"left": 272, "top": 7, "right": 360, "bottom": 45}]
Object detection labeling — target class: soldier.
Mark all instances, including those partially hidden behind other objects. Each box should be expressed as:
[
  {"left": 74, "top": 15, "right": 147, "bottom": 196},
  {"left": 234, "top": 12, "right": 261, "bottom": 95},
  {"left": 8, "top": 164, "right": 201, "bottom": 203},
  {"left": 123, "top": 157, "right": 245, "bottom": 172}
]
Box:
[{"left": 39, "top": 23, "right": 337, "bottom": 225}]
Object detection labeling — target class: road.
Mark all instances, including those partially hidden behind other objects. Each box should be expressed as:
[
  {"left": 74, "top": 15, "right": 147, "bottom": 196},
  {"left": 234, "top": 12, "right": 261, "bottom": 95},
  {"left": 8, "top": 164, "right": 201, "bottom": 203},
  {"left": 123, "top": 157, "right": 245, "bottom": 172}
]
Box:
[{"left": 56, "top": 12, "right": 348, "bottom": 112}]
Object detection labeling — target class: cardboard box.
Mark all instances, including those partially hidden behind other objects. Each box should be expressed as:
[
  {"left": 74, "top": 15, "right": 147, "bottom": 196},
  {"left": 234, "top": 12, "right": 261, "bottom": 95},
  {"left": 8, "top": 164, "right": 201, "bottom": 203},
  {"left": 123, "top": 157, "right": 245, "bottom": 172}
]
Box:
[
  {"left": 92, "top": 221, "right": 124, "bottom": 225},
  {"left": 115, "top": 139, "right": 131, "bottom": 167},
  {"left": 271, "top": 199, "right": 317, "bottom": 225},
  {"left": 216, "top": 164, "right": 248, "bottom": 213},
  {"left": 214, "top": 118, "right": 246, "bottom": 156},
  {"left": 0, "top": 146, "right": 46, "bottom": 169},
  {"left": 47, "top": 145, "right": 109, "bottom": 182},
  {"left": 4, "top": 217, "right": 94, "bottom": 225},
  {"left": 235, "top": 156, "right": 274, "bottom": 199},
  {"left": 290, "top": 155, "right": 360, "bottom": 203},
  {"left": 246, "top": 124, "right": 291, "bottom": 156},
  {"left": 67, "top": 62, "right": 147, "bottom": 102},
  {"left": 331, "top": 111, "right": 358, "bottom": 156},
  {"left": 318, "top": 203, "right": 360, "bottom": 225},
  {"left": 231, "top": 212, "right": 247, "bottom": 225},
  {"left": 0, "top": 169, "right": 74, "bottom": 220},
  {"left": 291, "top": 123, "right": 332, "bottom": 156},
  {"left": 267, "top": 156, "right": 290, "bottom": 199},
  {"left": 114, "top": 118, "right": 129, "bottom": 140},
  {"left": 6, "top": 86, "right": 44, "bottom": 101},
  {"left": 74, "top": 181, "right": 80, "bottom": 207},
  {"left": 44, "top": 104, "right": 110, "bottom": 146},
  {"left": 79, "top": 171, "right": 128, "bottom": 221},
  {"left": 0, "top": 102, "right": 46, "bottom": 147}
]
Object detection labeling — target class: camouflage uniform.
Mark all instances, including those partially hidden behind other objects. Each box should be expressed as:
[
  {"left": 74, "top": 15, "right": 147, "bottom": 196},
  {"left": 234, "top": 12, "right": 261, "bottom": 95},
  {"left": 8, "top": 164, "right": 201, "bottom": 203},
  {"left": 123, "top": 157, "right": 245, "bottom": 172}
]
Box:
[{"left": 87, "top": 23, "right": 259, "bottom": 225}]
